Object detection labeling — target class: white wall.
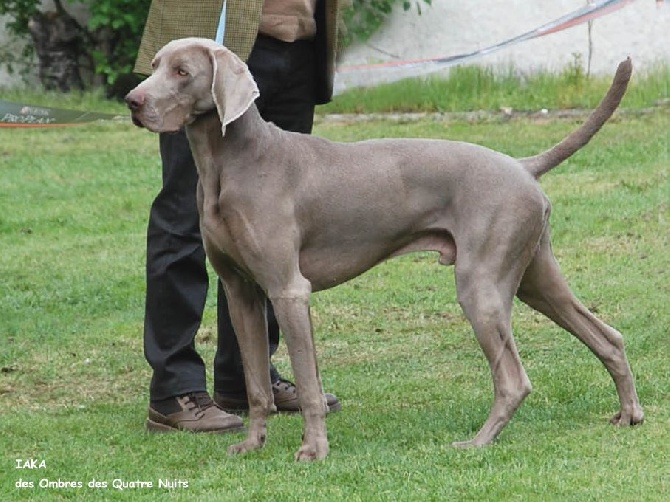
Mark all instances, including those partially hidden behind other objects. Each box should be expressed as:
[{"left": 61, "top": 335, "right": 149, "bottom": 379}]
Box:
[{"left": 337, "top": 0, "right": 670, "bottom": 92}]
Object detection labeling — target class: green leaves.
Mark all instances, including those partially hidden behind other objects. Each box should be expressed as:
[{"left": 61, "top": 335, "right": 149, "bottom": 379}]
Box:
[
  {"left": 0, "top": 0, "right": 150, "bottom": 89},
  {"left": 341, "top": 0, "right": 432, "bottom": 47},
  {"left": 0, "top": 0, "right": 40, "bottom": 33},
  {"left": 74, "top": 0, "right": 151, "bottom": 85}
]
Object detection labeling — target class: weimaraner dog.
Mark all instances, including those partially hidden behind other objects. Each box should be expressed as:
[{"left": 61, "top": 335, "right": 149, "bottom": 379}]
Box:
[{"left": 125, "top": 38, "right": 643, "bottom": 460}]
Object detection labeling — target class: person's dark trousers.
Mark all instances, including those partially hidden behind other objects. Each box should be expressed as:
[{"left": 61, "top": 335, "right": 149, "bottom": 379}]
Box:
[{"left": 143, "top": 34, "right": 317, "bottom": 401}]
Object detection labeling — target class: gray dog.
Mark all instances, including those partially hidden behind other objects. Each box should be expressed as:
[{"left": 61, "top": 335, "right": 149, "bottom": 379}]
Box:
[{"left": 126, "top": 38, "right": 643, "bottom": 461}]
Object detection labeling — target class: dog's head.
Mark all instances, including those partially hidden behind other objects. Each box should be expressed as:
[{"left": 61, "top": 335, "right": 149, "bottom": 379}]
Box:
[{"left": 125, "top": 37, "right": 259, "bottom": 134}]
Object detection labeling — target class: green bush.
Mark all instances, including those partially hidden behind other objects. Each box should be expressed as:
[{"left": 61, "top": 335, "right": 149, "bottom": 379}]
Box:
[
  {"left": 0, "top": 0, "right": 150, "bottom": 88},
  {"left": 341, "top": 0, "right": 432, "bottom": 48}
]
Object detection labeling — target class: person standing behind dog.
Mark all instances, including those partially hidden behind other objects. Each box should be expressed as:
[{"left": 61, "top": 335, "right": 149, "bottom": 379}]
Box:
[{"left": 134, "top": 0, "right": 343, "bottom": 433}]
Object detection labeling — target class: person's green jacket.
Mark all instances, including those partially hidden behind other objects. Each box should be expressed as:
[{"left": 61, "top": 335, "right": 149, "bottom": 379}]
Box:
[{"left": 134, "top": 0, "right": 340, "bottom": 104}]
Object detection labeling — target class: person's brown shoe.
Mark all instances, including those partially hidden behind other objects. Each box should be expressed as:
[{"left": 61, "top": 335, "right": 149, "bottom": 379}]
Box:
[
  {"left": 214, "top": 379, "right": 341, "bottom": 414},
  {"left": 146, "top": 392, "right": 245, "bottom": 433}
]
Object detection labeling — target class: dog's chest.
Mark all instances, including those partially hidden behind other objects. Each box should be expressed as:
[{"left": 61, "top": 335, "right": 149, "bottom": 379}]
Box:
[
  {"left": 201, "top": 207, "right": 244, "bottom": 265},
  {"left": 200, "top": 195, "right": 273, "bottom": 280}
]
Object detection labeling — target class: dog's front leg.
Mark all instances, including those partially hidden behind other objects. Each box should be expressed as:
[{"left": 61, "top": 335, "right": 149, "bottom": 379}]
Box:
[
  {"left": 219, "top": 273, "right": 275, "bottom": 456},
  {"left": 270, "top": 277, "right": 328, "bottom": 461}
]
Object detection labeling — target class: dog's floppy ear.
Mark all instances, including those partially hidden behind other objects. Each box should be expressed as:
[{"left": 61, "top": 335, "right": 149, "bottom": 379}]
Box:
[{"left": 209, "top": 46, "right": 260, "bottom": 134}]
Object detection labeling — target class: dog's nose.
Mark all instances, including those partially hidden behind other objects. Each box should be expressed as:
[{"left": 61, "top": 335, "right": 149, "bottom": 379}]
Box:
[{"left": 124, "top": 92, "right": 144, "bottom": 111}]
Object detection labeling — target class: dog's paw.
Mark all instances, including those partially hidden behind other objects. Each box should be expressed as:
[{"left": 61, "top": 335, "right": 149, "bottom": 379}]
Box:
[
  {"left": 227, "top": 440, "right": 260, "bottom": 456},
  {"left": 610, "top": 405, "right": 644, "bottom": 426},
  {"left": 451, "top": 439, "right": 485, "bottom": 449},
  {"left": 227, "top": 437, "right": 265, "bottom": 456},
  {"left": 294, "top": 439, "right": 329, "bottom": 461}
]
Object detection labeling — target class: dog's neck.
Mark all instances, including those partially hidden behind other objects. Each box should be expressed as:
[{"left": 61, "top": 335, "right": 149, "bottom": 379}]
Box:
[
  {"left": 185, "top": 102, "right": 277, "bottom": 177},
  {"left": 185, "top": 110, "right": 225, "bottom": 172},
  {"left": 218, "top": 102, "right": 270, "bottom": 143}
]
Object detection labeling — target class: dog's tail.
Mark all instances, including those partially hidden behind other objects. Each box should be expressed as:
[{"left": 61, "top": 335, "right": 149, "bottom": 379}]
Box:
[{"left": 520, "top": 57, "right": 632, "bottom": 179}]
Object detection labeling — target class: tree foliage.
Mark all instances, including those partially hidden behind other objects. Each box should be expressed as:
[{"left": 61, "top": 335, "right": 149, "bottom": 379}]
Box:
[
  {"left": 84, "top": 0, "right": 151, "bottom": 84},
  {"left": 341, "top": 0, "right": 432, "bottom": 48},
  {"left": 0, "top": 0, "right": 150, "bottom": 88},
  {"left": 0, "top": 0, "right": 40, "bottom": 33}
]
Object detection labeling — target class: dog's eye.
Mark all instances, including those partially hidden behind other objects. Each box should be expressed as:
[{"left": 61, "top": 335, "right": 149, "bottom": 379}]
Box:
[{"left": 177, "top": 68, "right": 189, "bottom": 77}]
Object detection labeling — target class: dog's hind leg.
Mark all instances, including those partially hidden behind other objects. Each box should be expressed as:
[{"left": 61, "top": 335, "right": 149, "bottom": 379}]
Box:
[
  {"left": 451, "top": 251, "right": 534, "bottom": 447},
  {"left": 516, "top": 230, "right": 644, "bottom": 426}
]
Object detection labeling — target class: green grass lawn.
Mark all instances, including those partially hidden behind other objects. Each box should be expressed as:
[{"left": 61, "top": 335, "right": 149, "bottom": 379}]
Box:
[{"left": 1, "top": 87, "right": 668, "bottom": 499}]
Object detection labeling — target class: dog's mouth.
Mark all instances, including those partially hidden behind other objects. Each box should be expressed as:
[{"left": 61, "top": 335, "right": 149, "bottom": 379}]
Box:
[
  {"left": 129, "top": 113, "right": 182, "bottom": 134},
  {"left": 130, "top": 114, "right": 145, "bottom": 128}
]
